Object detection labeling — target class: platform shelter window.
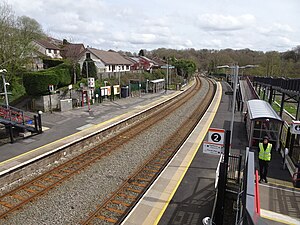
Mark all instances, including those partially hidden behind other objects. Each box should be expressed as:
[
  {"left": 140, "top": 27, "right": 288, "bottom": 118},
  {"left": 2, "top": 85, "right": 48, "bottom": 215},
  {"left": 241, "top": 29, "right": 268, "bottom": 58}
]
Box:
[{"left": 246, "top": 99, "right": 283, "bottom": 150}]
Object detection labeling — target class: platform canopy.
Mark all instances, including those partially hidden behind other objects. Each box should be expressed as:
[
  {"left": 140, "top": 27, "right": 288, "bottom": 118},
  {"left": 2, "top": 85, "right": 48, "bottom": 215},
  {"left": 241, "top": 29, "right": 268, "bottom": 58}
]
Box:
[{"left": 247, "top": 99, "right": 283, "bottom": 122}]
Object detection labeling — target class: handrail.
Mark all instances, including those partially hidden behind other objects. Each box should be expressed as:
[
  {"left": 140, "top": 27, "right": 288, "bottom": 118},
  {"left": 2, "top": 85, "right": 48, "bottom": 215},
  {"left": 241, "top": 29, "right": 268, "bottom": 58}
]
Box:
[{"left": 255, "top": 170, "right": 260, "bottom": 215}]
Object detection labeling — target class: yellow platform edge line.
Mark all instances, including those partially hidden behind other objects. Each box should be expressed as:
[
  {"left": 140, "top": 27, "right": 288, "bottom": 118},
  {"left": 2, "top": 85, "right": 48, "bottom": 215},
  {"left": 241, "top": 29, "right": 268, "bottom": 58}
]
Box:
[
  {"left": 0, "top": 85, "right": 189, "bottom": 167},
  {"left": 260, "top": 209, "right": 300, "bottom": 225},
  {"left": 153, "top": 81, "right": 222, "bottom": 225}
]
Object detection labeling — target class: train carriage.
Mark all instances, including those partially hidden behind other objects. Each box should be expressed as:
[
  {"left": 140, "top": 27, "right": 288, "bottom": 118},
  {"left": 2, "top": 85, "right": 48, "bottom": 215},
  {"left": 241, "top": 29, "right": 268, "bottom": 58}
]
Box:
[{"left": 246, "top": 99, "right": 284, "bottom": 150}]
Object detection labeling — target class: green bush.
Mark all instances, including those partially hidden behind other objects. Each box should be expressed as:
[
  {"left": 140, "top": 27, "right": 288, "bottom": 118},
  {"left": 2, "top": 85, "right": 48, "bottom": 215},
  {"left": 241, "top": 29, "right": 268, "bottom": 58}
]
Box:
[
  {"left": 23, "top": 62, "right": 73, "bottom": 95},
  {"left": 23, "top": 72, "right": 58, "bottom": 95}
]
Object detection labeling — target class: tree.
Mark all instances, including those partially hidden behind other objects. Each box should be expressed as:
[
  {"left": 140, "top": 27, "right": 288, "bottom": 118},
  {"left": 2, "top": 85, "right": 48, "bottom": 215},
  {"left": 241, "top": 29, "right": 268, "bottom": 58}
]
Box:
[
  {"left": 82, "top": 59, "right": 97, "bottom": 78},
  {"left": 0, "top": 2, "right": 44, "bottom": 100}
]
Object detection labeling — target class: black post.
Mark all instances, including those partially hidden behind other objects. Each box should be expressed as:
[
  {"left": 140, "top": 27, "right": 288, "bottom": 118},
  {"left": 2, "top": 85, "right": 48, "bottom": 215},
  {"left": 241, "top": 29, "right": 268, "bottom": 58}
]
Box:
[
  {"left": 279, "top": 92, "right": 285, "bottom": 117},
  {"left": 214, "top": 130, "right": 231, "bottom": 225},
  {"left": 9, "top": 124, "right": 14, "bottom": 144},
  {"left": 262, "top": 86, "right": 266, "bottom": 100},
  {"left": 34, "top": 115, "right": 38, "bottom": 133},
  {"left": 237, "top": 154, "right": 242, "bottom": 184},
  {"left": 224, "top": 130, "right": 231, "bottom": 167},
  {"left": 268, "top": 86, "right": 273, "bottom": 105},
  {"left": 49, "top": 91, "right": 52, "bottom": 113},
  {"left": 38, "top": 112, "right": 42, "bottom": 133},
  {"left": 214, "top": 163, "right": 226, "bottom": 225}
]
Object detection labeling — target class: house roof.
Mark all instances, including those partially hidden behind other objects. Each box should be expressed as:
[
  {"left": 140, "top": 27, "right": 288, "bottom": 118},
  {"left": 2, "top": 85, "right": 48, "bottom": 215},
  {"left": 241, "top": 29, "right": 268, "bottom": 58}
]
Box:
[
  {"left": 87, "top": 48, "right": 132, "bottom": 65},
  {"left": 61, "top": 43, "right": 85, "bottom": 60},
  {"left": 34, "top": 39, "right": 60, "bottom": 50}
]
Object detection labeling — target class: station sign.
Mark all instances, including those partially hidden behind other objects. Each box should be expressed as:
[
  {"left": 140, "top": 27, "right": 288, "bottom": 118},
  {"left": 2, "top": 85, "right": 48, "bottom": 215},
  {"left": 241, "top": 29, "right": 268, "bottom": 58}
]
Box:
[
  {"left": 208, "top": 128, "right": 225, "bottom": 145},
  {"left": 203, "top": 128, "right": 225, "bottom": 155},
  {"left": 203, "top": 141, "right": 224, "bottom": 155},
  {"left": 291, "top": 121, "right": 300, "bottom": 134},
  {"left": 88, "top": 78, "right": 95, "bottom": 88}
]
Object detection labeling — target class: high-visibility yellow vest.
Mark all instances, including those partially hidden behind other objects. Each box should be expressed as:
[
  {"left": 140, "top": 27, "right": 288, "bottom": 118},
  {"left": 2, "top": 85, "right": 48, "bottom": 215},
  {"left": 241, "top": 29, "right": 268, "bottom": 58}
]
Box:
[{"left": 259, "top": 143, "right": 272, "bottom": 161}]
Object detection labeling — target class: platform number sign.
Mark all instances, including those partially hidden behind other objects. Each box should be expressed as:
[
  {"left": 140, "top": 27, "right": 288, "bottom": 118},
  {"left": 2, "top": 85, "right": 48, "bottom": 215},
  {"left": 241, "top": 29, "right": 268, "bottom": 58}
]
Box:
[
  {"left": 203, "top": 128, "right": 225, "bottom": 155},
  {"left": 208, "top": 128, "right": 225, "bottom": 145},
  {"left": 291, "top": 121, "right": 300, "bottom": 134},
  {"left": 211, "top": 133, "right": 222, "bottom": 143}
]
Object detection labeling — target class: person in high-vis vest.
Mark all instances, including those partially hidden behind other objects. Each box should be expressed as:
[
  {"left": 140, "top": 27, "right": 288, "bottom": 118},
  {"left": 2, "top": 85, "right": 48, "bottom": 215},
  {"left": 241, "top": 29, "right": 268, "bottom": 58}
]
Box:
[{"left": 259, "top": 136, "right": 272, "bottom": 183}]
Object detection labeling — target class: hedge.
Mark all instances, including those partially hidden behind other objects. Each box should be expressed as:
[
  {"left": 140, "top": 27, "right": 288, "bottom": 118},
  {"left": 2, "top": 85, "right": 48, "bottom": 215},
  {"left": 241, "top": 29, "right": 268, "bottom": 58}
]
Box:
[{"left": 23, "top": 63, "right": 72, "bottom": 96}]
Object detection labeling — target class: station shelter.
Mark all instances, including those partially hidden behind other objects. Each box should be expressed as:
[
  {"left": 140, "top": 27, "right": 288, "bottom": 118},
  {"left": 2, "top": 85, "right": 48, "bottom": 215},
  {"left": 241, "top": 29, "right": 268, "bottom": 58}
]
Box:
[
  {"left": 246, "top": 99, "right": 284, "bottom": 150},
  {"left": 149, "top": 79, "right": 165, "bottom": 93}
]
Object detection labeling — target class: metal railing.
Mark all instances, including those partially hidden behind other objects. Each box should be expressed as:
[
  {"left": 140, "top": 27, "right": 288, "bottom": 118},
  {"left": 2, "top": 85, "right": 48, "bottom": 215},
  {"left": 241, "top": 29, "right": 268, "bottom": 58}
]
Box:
[{"left": 228, "top": 154, "right": 242, "bottom": 184}]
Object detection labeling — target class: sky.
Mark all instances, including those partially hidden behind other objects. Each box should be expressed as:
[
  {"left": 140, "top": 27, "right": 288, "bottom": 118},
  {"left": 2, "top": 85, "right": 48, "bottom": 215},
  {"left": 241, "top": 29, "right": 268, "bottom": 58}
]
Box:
[{"left": 5, "top": 0, "right": 300, "bottom": 53}]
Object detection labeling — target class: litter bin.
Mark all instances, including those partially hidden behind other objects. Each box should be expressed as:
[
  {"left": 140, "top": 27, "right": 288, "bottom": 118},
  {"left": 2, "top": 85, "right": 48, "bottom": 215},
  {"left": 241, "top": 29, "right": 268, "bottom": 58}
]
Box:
[
  {"left": 293, "top": 163, "right": 300, "bottom": 188},
  {"left": 121, "top": 86, "right": 129, "bottom": 98}
]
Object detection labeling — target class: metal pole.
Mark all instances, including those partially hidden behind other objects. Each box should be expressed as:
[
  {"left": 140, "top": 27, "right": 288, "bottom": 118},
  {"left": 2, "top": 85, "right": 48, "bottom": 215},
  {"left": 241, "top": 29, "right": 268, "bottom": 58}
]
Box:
[
  {"left": 119, "top": 68, "right": 121, "bottom": 98},
  {"left": 38, "top": 112, "right": 42, "bottom": 133},
  {"left": 2, "top": 74, "right": 9, "bottom": 109},
  {"left": 166, "top": 59, "right": 169, "bottom": 91},
  {"left": 86, "top": 61, "right": 91, "bottom": 111},
  {"left": 230, "top": 65, "right": 238, "bottom": 145}
]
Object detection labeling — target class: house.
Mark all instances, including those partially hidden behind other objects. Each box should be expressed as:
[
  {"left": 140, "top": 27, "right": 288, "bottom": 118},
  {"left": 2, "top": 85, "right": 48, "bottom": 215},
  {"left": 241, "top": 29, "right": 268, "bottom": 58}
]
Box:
[
  {"left": 60, "top": 43, "right": 85, "bottom": 61},
  {"left": 78, "top": 48, "right": 132, "bottom": 78},
  {"left": 127, "top": 56, "right": 165, "bottom": 72},
  {"left": 32, "top": 39, "right": 62, "bottom": 59}
]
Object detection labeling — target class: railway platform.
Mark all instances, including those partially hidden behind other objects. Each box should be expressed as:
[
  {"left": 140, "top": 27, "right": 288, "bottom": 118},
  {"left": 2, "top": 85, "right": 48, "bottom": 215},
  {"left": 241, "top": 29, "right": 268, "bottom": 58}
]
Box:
[
  {"left": 123, "top": 81, "right": 300, "bottom": 225},
  {"left": 0, "top": 88, "right": 186, "bottom": 176}
]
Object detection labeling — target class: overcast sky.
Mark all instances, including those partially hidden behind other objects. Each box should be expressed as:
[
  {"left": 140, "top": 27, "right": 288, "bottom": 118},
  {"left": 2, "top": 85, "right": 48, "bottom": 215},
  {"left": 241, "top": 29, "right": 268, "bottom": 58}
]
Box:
[{"left": 6, "top": 0, "right": 300, "bottom": 53}]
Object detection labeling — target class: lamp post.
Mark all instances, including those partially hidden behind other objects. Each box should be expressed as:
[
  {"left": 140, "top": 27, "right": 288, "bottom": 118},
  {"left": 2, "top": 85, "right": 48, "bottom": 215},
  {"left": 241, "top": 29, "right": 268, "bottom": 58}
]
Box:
[
  {"left": 217, "top": 64, "right": 258, "bottom": 147},
  {"left": 119, "top": 66, "right": 121, "bottom": 99},
  {"left": 0, "top": 69, "right": 9, "bottom": 109}
]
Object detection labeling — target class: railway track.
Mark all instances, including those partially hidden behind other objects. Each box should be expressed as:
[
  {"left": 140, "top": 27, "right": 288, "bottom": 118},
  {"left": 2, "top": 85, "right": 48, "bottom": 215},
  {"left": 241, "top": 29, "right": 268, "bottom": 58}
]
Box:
[
  {"left": 82, "top": 77, "right": 215, "bottom": 224},
  {"left": 0, "top": 76, "right": 212, "bottom": 221}
]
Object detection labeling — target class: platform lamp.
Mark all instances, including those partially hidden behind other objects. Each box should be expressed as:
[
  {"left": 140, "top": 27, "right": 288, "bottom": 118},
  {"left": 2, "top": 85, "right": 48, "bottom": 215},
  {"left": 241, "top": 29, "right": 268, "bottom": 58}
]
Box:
[
  {"left": 216, "top": 64, "right": 258, "bottom": 149},
  {"left": 0, "top": 69, "right": 9, "bottom": 109}
]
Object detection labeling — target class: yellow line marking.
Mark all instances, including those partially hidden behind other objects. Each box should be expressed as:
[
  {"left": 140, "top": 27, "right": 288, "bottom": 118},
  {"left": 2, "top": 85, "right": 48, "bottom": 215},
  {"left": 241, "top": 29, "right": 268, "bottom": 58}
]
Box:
[
  {"left": 153, "top": 81, "right": 222, "bottom": 225},
  {"left": 260, "top": 209, "right": 300, "bottom": 225},
  {"left": 0, "top": 113, "right": 126, "bottom": 167},
  {"left": 0, "top": 85, "right": 192, "bottom": 168},
  {"left": 267, "top": 181, "right": 300, "bottom": 191}
]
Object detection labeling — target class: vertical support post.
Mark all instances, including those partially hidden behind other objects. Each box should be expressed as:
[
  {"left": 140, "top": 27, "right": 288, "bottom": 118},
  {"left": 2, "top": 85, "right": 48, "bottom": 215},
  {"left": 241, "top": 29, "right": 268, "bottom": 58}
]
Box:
[
  {"left": 258, "top": 84, "right": 261, "bottom": 96},
  {"left": 290, "top": 98, "right": 300, "bottom": 159},
  {"left": 214, "top": 130, "right": 231, "bottom": 225},
  {"left": 9, "top": 124, "right": 14, "bottom": 144},
  {"left": 49, "top": 91, "right": 52, "bottom": 113},
  {"left": 2, "top": 74, "right": 9, "bottom": 109},
  {"left": 38, "top": 112, "right": 42, "bottom": 133},
  {"left": 268, "top": 86, "right": 273, "bottom": 105},
  {"left": 230, "top": 65, "right": 238, "bottom": 144},
  {"left": 237, "top": 154, "right": 242, "bottom": 184},
  {"left": 262, "top": 86, "right": 266, "bottom": 100},
  {"left": 279, "top": 92, "right": 285, "bottom": 117}
]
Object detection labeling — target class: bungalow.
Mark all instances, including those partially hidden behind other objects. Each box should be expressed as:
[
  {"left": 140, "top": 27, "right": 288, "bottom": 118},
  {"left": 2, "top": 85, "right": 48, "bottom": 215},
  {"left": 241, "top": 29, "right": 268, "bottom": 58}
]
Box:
[{"left": 78, "top": 48, "right": 132, "bottom": 78}]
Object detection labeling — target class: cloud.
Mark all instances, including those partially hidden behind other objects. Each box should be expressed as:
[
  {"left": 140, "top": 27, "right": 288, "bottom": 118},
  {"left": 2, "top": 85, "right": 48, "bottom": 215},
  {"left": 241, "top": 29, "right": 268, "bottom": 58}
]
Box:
[
  {"left": 257, "top": 23, "right": 293, "bottom": 36},
  {"left": 197, "top": 14, "right": 256, "bottom": 31},
  {"left": 4, "top": 0, "right": 299, "bottom": 52}
]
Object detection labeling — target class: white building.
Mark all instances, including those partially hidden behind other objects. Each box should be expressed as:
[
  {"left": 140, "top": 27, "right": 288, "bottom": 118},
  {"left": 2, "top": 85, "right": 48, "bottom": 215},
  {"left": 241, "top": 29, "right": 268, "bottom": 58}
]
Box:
[
  {"left": 78, "top": 48, "right": 132, "bottom": 78},
  {"left": 32, "top": 39, "right": 62, "bottom": 59}
]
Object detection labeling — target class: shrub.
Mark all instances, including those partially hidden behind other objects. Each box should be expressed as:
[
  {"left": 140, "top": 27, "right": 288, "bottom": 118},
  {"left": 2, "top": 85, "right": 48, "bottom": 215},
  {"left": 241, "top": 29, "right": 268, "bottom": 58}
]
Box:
[
  {"left": 23, "top": 72, "right": 58, "bottom": 95},
  {"left": 23, "top": 62, "right": 73, "bottom": 96}
]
